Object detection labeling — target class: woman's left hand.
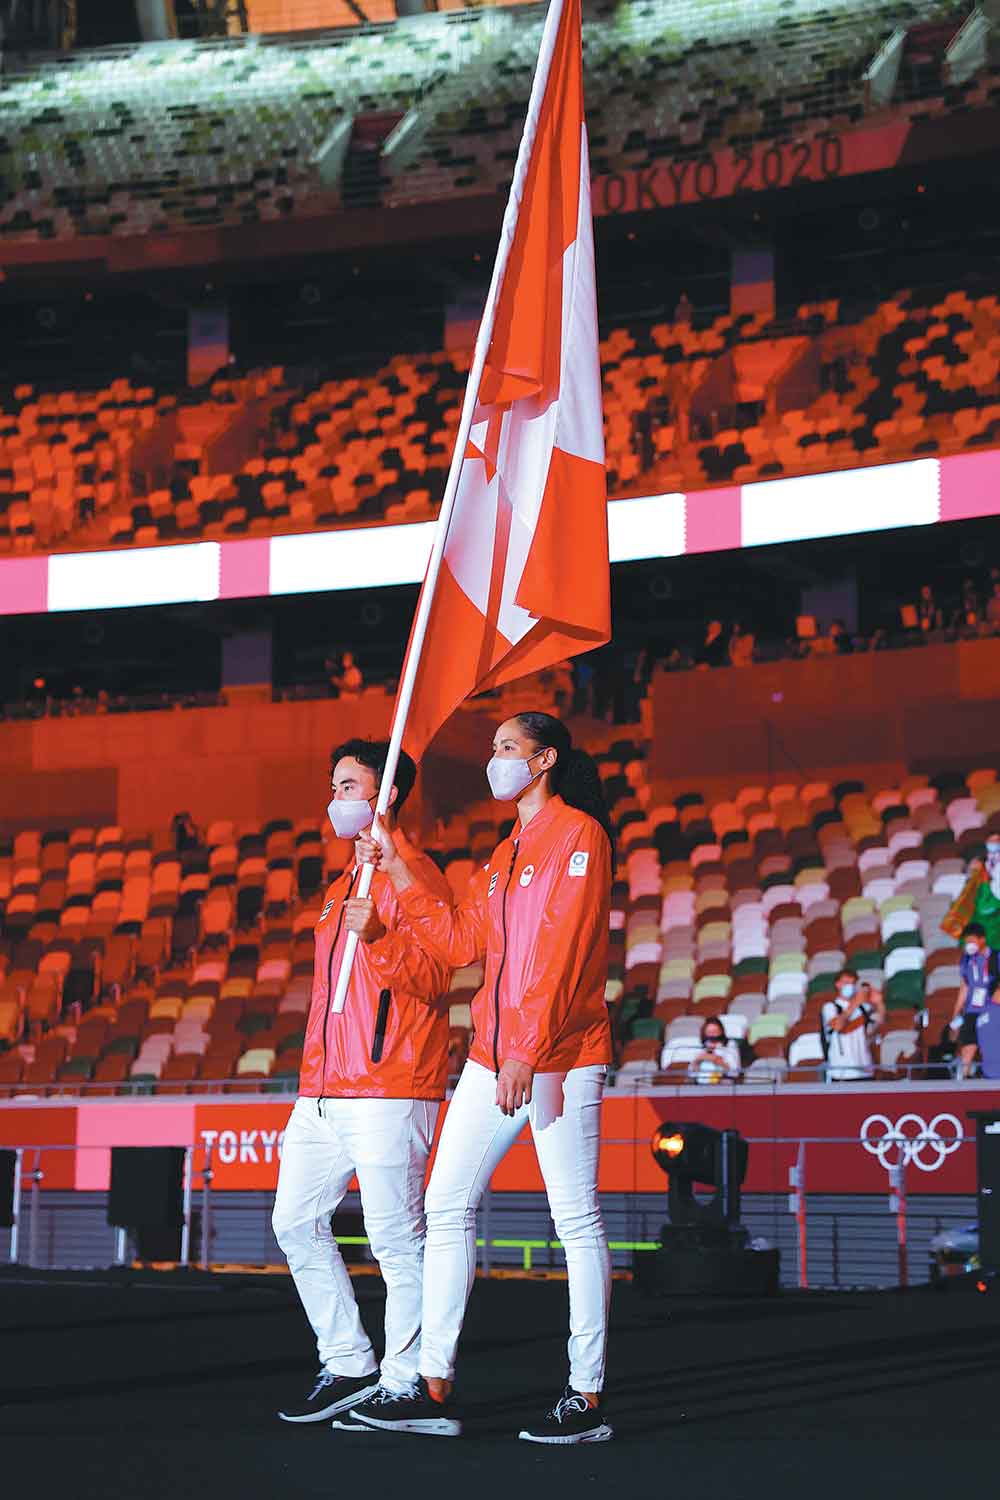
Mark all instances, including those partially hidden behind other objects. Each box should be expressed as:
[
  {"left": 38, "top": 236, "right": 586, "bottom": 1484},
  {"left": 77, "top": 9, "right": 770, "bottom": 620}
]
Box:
[{"left": 496, "top": 1059, "right": 534, "bottom": 1116}]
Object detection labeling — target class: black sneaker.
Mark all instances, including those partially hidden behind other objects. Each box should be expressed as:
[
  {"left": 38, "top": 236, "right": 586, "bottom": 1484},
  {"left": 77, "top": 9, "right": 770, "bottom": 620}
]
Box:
[
  {"left": 518, "top": 1387, "right": 613, "bottom": 1445},
  {"left": 349, "top": 1378, "right": 462, "bottom": 1437},
  {"left": 278, "top": 1369, "right": 380, "bottom": 1423}
]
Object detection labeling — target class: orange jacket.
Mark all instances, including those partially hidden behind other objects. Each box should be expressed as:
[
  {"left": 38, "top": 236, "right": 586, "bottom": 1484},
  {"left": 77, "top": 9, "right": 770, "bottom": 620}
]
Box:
[
  {"left": 379, "top": 796, "right": 611, "bottom": 1075},
  {"left": 299, "top": 829, "right": 453, "bottom": 1100}
]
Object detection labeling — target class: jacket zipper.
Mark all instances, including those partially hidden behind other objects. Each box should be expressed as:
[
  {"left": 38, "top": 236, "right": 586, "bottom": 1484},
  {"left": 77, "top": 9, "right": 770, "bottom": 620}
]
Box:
[
  {"left": 371, "top": 989, "right": 391, "bottom": 1064},
  {"left": 492, "top": 840, "right": 519, "bottom": 1076},
  {"left": 320, "top": 867, "right": 360, "bottom": 1090}
]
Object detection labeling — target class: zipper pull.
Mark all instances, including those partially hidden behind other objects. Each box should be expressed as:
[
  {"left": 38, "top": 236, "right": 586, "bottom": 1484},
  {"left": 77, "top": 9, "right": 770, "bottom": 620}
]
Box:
[{"left": 371, "top": 990, "right": 391, "bottom": 1063}]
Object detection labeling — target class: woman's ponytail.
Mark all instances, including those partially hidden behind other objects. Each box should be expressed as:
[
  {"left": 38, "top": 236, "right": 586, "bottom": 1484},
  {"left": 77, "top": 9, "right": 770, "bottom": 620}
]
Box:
[
  {"left": 556, "top": 746, "right": 615, "bottom": 850},
  {"left": 513, "top": 711, "right": 614, "bottom": 851}
]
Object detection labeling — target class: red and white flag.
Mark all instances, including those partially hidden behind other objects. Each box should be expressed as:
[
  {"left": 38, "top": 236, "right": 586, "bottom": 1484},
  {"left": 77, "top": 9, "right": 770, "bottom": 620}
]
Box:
[
  {"left": 400, "top": 0, "right": 609, "bottom": 759},
  {"left": 330, "top": 0, "right": 607, "bottom": 1012}
]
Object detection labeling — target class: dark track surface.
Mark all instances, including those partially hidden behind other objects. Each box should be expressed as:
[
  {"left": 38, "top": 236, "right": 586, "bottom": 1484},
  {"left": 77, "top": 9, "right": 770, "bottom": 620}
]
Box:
[{"left": 0, "top": 1268, "right": 997, "bottom": 1499}]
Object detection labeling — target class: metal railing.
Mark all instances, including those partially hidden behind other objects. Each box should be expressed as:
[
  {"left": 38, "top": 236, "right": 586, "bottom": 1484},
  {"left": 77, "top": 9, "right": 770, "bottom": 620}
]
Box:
[
  {"left": 5, "top": 1142, "right": 216, "bottom": 1270},
  {"left": 0, "top": 1057, "right": 982, "bottom": 1103},
  {"left": 1, "top": 1130, "right": 978, "bottom": 1286}
]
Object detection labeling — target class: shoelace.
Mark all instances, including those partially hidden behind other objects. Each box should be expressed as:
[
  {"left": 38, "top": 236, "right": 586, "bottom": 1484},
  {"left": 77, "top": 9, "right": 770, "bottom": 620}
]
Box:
[
  {"left": 308, "top": 1371, "right": 337, "bottom": 1402},
  {"left": 369, "top": 1382, "right": 421, "bottom": 1406},
  {"left": 550, "top": 1390, "right": 591, "bottom": 1424}
]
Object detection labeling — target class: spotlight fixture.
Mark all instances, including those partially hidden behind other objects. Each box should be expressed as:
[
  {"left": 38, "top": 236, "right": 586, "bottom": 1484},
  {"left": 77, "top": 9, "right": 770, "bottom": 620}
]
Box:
[
  {"left": 655, "top": 1130, "right": 685, "bottom": 1162},
  {"left": 651, "top": 1121, "right": 748, "bottom": 1227},
  {"left": 637, "top": 1122, "right": 778, "bottom": 1296}
]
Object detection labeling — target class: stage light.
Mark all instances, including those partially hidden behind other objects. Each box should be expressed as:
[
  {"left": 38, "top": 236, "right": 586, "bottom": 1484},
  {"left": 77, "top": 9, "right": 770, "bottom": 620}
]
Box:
[
  {"left": 976, "top": 1279, "right": 987, "bottom": 1293},
  {"left": 650, "top": 1121, "right": 748, "bottom": 1226},
  {"left": 637, "top": 1122, "right": 777, "bottom": 1296},
  {"left": 655, "top": 1129, "right": 685, "bottom": 1162}
]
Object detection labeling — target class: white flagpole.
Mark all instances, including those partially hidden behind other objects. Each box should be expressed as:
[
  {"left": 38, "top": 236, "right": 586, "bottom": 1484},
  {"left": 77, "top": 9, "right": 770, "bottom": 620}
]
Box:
[{"left": 330, "top": 0, "right": 571, "bottom": 1013}]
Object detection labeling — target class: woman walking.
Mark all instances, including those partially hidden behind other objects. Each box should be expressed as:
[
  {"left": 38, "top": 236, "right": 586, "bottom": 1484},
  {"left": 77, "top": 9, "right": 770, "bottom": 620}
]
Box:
[{"left": 344, "top": 711, "right": 614, "bottom": 1444}]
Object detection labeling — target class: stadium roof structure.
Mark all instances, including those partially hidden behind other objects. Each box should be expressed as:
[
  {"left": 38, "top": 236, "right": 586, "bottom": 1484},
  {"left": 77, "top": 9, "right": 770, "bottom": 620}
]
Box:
[{"left": 0, "top": 0, "right": 991, "bottom": 262}]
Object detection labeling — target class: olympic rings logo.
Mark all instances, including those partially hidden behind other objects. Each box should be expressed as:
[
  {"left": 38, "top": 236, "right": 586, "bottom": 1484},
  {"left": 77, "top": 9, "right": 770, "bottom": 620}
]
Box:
[{"left": 859, "top": 1112, "right": 964, "bottom": 1172}]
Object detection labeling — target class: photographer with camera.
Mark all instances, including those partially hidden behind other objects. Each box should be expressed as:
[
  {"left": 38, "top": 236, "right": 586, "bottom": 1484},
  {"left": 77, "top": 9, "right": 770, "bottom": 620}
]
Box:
[{"left": 821, "top": 968, "right": 884, "bottom": 1081}]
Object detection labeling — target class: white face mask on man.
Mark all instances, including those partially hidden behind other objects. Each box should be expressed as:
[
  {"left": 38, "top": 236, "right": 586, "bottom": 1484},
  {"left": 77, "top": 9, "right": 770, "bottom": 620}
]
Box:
[
  {"left": 327, "top": 796, "right": 375, "bottom": 840},
  {"left": 839, "top": 981, "right": 856, "bottom": 999},
  {"left": 966, "top": 940, "right": 982, "bottom": 956},
  {"left": 486, "top": 750, "right": 548, "bottom": 802}
]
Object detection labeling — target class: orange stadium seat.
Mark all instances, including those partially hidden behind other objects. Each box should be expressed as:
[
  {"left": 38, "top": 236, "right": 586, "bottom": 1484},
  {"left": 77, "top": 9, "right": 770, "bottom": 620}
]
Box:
[
  {"left": 4, "top": 277, "right": 1000, "bottom": 556},
  {"left": 1, "top": 741, "right": 991, "bottom": 1094}
]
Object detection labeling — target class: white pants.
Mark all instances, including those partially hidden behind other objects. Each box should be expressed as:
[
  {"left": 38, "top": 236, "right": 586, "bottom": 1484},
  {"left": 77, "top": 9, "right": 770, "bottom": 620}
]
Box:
[
  {"left": 272, "top": 1095, "right": 438, "bottom": 1392},
  {"left": 420, "top": 1060, "right": 610, "bottom": 1392}
]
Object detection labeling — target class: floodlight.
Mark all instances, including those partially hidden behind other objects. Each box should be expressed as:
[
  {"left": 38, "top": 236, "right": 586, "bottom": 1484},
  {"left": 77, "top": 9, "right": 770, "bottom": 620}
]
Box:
[
  {"left": 650, "top": 1121, "right": 748, "bottom": 1227},
  {"left": 637, "top": 1123, "right": 777, "bottom": 1297}
]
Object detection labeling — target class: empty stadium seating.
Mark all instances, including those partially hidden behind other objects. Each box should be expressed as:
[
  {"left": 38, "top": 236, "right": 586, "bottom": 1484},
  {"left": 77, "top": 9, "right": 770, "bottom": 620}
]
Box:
[
  {"left": 0, "top": 379, "right": 158, "bottom": 551},
  {"left": 9, "top": 283, "right": 1000, "bottom": 556},
  {"left": 0, "top": 367, "right": 287, "bottom": 552},
  {"left": 0, "top": 0, "right": 985, "bottom": 240},
  {"left": 0, "top": 808, "right": 489, "bottom": 1095},
  {"left": 600, "top": 748, "right": 992, "bottom": 1085},
  {"left": 1, "top": 745, "right": 991, "bottom": 1093},
  {"left": 396, "top": 0, "right": 978, "bottom": 209}
]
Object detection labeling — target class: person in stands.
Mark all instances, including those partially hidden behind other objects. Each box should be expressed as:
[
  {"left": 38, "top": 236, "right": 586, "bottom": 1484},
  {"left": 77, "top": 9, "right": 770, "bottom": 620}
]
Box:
[
  {"left": 987, "top": 582, "right": 1000, "bottom": 632},
  {"left": 271, "top": 739, "right": 453, "bottom": 1426},
  {"left": 728, "top": 622, "right": 755, "bottom": 668},
  {"left": 687, "top": 1015, "right": 741, "bottom": 1084},
  {"left": 942, "top": 835, "right": 1000, "bottom": 951},
  {"left": 333, "top": 651, "right": 364, "bottom": 698},
  {"left": 821, "top": 969, "right": 885, "bottom": 1081},
  {"left": 917, "top": 584, "right": 940, "bottom": 633},
  {"left": 829, "top": 619, "right": 854, "bottom": 655},
  {"left": 959, "top": 577, "right": 980, "bottom": 630},
  {"left": 949, "top": 922, "right": 999, "bottom": 1078},
  {"left": 695, "top": 619, "right": 727, "bottom": 669},
  {"left": 344, "top": 711, "right": 614, "bottom": 1445},
  {"left": 172, "top": 811, "right": 199, "bottom": 853},
  {"left": 973, "top": 985, "right": 1000, "bottom": 1080}
]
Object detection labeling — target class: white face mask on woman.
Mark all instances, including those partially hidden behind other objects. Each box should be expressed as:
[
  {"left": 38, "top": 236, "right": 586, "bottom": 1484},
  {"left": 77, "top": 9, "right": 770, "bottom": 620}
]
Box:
[
  {"left": 327, "top": 796, "right": 375, "bottom": 840},
  {"left": 839, "top": 981, "right": 856, "bottom": 999},
  {"left": 485, "top": 750, "right": 548, "bottom": 802}
]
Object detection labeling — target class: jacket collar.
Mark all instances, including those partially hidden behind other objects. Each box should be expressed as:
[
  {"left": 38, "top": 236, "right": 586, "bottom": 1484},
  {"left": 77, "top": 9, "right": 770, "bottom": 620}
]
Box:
[{"left": 510, "top": 794, "right": 566, "bottom": 846}]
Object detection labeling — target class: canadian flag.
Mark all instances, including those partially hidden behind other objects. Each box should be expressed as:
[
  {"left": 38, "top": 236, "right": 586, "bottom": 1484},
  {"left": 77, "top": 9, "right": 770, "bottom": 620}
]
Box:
[{"left": 399, "top": 0, "right": 609, "bottom": 760}]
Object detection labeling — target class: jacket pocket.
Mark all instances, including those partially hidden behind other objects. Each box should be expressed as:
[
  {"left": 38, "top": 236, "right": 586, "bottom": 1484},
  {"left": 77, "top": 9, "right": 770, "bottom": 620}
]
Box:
[{"left": 371, "top": 989, "right": 392, "bottom": 1063}]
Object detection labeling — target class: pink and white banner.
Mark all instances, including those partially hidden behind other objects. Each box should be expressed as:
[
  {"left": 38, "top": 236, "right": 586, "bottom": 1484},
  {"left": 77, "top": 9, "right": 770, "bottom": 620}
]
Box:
[{"left": 0, "top": 447, "right": 996, "bottom": 617}]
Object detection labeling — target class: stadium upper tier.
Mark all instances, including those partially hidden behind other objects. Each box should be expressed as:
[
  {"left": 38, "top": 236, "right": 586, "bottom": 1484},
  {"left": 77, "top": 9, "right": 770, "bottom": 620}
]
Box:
[
  {"left": 0, "top": 0, "right": 979, "bottom": 242},
  {"left": 0, "top": 745, "right": 988, "bottom": 1094},
  {"left": 4, "top": 283, "right": 1000, "bottom": 556},
  {"left": 245, "top": 0, "right": 540, "bottom": 34}
]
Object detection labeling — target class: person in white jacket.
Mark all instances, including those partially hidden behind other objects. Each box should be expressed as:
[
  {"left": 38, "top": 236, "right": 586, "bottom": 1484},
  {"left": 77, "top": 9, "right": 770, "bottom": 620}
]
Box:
[{"left": 686, "top": 1016, "right": 741, "bottom": 1084}]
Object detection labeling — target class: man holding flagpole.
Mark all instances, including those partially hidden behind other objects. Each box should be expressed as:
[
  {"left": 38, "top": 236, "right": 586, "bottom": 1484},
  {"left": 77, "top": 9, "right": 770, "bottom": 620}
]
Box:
[
  {"left": 319, "top": 0, "right": 616, "bottom": 1443},
  {"left": 271, "top": 739, "right": 453, "bottom": 1426}
]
